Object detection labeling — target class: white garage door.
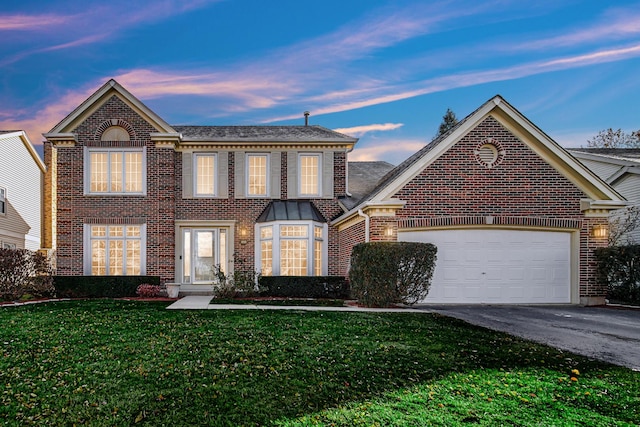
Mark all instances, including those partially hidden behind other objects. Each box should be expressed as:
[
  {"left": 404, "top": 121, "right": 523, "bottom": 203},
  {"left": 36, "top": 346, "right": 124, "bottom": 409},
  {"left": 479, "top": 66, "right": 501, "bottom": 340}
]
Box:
[{"left": 398, "top": 229, "right": 571, "bottom": 304}]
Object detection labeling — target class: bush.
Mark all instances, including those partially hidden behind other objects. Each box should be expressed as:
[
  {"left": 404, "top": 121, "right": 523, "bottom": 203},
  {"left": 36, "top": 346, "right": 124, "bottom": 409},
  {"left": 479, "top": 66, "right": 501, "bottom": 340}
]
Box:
[
  {"left": 349, "top": 242, "right": 437, "bottom": 307},
  {"left": 136, "top": 283, "right": 163, "bottom": 298},
  {"left": 0, "top": 249, "right": 54, "bottom": 301},
  {"left": 212, "top": 264, "right": 263, "bottom": 299},
  {"left": 259, "top": 276, "right": 349, "bottom": 299},
  {"left": 595, "top": 245, "right": 640, "bottom": 305},
  {"left": 54, "top": 276, "right": 161, "bottom": 298}
]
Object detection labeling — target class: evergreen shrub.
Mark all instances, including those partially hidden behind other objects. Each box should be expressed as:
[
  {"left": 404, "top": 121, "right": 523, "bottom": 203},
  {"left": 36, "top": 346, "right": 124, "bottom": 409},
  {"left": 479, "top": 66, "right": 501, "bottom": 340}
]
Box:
[
  {"left": 349, "top": 242, "right": 437, "bottom": 307},
  {"left": 259, "top": 276, "right": 349, "bottom": 299},
  {"left": 595, "top": 245, "right": 640, "bottom": 305}
]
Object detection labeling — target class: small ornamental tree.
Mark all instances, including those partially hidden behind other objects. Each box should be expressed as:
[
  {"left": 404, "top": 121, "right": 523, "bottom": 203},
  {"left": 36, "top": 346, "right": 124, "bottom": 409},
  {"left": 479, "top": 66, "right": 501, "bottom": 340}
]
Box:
[
  {"left": 349, "top": 242, "right": 437, "bottom": 307},
  {"left": 0, "top": 248, "right": 54, "bottom": 301}
]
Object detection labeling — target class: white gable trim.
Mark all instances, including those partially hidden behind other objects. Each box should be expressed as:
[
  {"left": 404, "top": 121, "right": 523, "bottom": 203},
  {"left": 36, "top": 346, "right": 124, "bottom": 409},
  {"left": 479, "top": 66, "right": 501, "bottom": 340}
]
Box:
[{"left": 46, "top": 79, "right": 175, "bottom": 136}]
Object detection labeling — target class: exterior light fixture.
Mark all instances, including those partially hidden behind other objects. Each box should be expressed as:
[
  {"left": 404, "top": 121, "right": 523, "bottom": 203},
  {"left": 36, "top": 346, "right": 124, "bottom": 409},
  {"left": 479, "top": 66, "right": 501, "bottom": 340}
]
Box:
[
  {"left": 385, "top": 226, "right": 394, "bottom": 237},
  {"left": 591, "top": 224, "right": 608, "bottom": 239}
]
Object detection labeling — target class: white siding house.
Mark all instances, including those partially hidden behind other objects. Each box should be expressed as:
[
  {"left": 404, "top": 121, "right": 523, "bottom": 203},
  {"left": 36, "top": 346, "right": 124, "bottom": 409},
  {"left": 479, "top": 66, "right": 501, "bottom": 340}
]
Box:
[
  {"left": 570, "top": 149, "right": 640, "bottom": 244},
  {"left": 0, "top": 131, "right": 45, "bottom": 250}
]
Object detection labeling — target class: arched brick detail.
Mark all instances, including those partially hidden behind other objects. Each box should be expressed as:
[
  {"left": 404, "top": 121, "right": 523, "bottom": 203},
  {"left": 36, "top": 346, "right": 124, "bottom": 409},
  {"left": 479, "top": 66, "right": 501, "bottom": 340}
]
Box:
[{"left": 94, "top": 119, "right": 136, "bottom": 141}]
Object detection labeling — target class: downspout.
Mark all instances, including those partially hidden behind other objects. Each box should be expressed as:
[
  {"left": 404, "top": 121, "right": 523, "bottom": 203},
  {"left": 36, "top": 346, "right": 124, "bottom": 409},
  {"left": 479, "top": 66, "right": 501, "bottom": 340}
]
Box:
[{"left": 357, "top": 209, "right": 370, "bottom": 242}]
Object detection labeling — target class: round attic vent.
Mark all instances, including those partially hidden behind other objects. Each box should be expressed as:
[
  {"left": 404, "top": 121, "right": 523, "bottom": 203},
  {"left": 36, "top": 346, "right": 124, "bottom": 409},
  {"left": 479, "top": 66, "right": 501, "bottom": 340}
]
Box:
[{"left": 474, "top": 138, "right": 505, "bottom": 168}]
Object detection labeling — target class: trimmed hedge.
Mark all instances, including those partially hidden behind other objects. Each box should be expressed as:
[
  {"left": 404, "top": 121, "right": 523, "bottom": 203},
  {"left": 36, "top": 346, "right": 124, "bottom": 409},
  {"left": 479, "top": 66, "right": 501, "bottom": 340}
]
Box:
[
  {"left": 349, "top": 242, "right": 437, "bottom": 307},
  {"left": 54, "top": 275, "right": 161, "bottom": 298},
  {"left": 595, "top": 245, "right": 640, "bottom": 306},
  {"left": 259, "top": 276, "right": 349, "bottom": 299}
]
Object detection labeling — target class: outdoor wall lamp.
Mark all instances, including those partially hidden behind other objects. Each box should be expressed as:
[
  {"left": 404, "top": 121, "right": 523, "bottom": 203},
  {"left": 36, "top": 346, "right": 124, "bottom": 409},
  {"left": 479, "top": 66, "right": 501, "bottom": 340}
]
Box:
[
  {"left": 384, "top": 226, "right": 394, "bottom": 237},
  {"left": 239, "top": 226, "right": 249, "bottom": 245},
  {"left": 591, "top": 224, "right": 608, "bottom": 239}
]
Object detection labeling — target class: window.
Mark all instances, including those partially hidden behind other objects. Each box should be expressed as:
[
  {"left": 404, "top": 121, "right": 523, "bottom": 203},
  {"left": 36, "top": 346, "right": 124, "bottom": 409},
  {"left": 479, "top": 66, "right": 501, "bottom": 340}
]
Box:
[
  {"left": 247, "top": 154, "right": 268, "bottom": 196},
  {"left": 86, "top": 224, "right": 145, "bottom": 275},
  {"left": 299, "top": 154, "right": 321, "bottom": 196},
  {"left": 2, "top": 242, "right": 16, "bottom": 249},
  {"left": 258, "top": 222, "right": 326, "bottom": 276},
  {"left": 0, "top": 187, "right": 5, "bottom": 214},
  {"left": 86, "top": 148, "right": 145, "bottom": 194},
  {"left": 194, "top": 154, "right": 216, "bottom": 197}
]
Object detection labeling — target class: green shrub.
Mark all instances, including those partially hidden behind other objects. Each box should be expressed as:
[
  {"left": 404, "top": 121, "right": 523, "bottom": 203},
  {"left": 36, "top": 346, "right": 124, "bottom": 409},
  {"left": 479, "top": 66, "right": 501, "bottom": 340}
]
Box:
[
  {"left": 349, "top": 242, "right": 437, "bottom": 307},
  {"left": 595, "top": 245, "right": 640, "bottom": 305},
  {"left": 0, "top": 249, "right": 54, "bottom": 301},
  {"left": 259, "top": 276, "right": 349, "bottom": 299},
  {"left": 54, "top": 276, "right": 160, "bottom": 298}
]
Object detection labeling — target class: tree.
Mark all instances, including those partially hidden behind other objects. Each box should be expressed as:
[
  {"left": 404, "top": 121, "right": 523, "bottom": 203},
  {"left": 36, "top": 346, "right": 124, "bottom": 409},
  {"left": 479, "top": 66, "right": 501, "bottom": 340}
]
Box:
[
  {"left": 608, "top": 206, "right": 640, "bottom": 246},
  {"left": 435, "top": 108, "right": 458, "bottom": 138},
  {"left": 586, "top": 128, "right": 640, "bottom": 148}
]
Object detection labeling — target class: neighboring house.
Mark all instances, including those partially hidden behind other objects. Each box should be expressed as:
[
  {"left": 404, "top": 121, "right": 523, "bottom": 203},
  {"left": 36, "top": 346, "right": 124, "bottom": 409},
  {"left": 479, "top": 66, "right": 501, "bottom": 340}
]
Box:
[
  {"left": 0, "top": 130, "right": 46, "bottom": 250},
  {"left": 44, "top": 80, "right": 625, "bottom": 305},
  {"left": 333, "top": 97, "right": 626, "bottom": 306},
  {"left": 569, "top": 148, "right": 640, "bottom": 244}
]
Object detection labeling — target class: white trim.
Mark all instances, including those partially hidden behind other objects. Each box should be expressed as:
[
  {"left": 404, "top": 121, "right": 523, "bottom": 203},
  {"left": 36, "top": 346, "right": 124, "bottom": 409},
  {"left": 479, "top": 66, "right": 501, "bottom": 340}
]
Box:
[
  {"left": 0, "top": 186, "right": 5, "bottom": 215},
  {"left": 0, "top": 131, "right": 46, "bottom": 172},
  {"left": 193, "top": 152, "right": 217, "bottom": 197},
  {"left": 83, "top": 223, "right": 147, "bottom": 275},
  {"left": 297, "top": 153, "right": 322, "bottom": 197},
  {"left": 246, "top": 153, "right": 270, "bottom": 197},
  {"left": 255, "top": 220, "right": 327, "bottom": 276},
  {"left": 84, "top": 147, "right": 147, "bottom": 196}
]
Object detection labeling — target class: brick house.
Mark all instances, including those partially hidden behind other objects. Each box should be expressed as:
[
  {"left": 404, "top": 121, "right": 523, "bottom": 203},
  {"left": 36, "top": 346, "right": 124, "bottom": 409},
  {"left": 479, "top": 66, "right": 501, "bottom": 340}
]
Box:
[
  {"left": 333, "top": 96, "right": 626, "bottom": 305},
  {"left": 44, "top": 80, "right": 624, "bottom": 304}
]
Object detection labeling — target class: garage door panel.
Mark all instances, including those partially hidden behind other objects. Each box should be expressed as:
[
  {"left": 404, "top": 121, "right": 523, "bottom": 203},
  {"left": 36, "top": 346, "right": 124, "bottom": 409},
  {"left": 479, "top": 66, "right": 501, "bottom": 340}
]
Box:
[{"left": 398, "top": 229, "right": 571, "bottom": 304}]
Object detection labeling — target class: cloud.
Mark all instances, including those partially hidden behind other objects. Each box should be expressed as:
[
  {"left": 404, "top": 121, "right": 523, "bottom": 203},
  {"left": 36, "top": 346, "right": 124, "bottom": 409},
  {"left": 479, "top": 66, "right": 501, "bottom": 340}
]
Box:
[
  {"left": 350, "top": 139, "right": 425, "bottom": 164},
  {"left": 0, "top": 14, "right": 73, "bottom": 30},
  {"left": 334, "top": 123, "right": 404, "bottom": 137}
]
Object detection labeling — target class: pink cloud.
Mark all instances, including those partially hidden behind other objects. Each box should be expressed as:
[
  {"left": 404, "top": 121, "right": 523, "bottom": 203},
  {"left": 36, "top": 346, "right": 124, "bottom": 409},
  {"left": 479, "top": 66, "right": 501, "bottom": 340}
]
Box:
[
  {"left": 0, "top": 14, "right": 71, "bottom": 30},
  {"left": 334, "top": 123, "right": 404, "bottom": 137}
]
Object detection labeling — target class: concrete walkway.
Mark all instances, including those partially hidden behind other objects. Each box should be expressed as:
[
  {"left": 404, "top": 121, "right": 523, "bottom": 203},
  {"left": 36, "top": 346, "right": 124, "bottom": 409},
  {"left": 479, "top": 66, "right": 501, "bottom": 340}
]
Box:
[{"left": 166, "top": 295, "right": 413, "bottom": 313}]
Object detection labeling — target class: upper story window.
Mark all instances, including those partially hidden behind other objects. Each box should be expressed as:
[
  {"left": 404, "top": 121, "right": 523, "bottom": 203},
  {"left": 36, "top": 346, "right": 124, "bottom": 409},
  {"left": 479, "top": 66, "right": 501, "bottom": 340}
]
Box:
[
  {"left": 194, "top": 153, "right": 216, "bottom": 197},
  {"left": 299, "top": 154, "right": 321, "bottom": 197},
  {"left": 247, "top": 154, "right": 269, "bottom": 197},
  {"left": 86, "top": 148, "right": 146, "bottom": 195},
  {"left": 0, "top": 187, "right": 5, "bottom": 215}
]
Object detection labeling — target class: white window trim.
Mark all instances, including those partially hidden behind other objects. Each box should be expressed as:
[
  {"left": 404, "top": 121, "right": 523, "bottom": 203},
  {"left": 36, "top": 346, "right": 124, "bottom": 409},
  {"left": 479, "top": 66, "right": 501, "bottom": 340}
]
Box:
[
  {"left": 298, "top": 153, "right": 322, "bottom": 198},
  {"left": 246, "top": 153, "right": 270, "bottom": 197},
  {"left": 84, "top": 147, "right": 147, "bottom": 196},
  {"left": 83, "top": 224, "right": 147, "bottom": 275},
  {"left": 255, "top": 221, "right": 327, "bottom": 276},
  {"left": 0, "top": 186, "right": 5, "bottom": 215},
  {"left": 193, "top": 153, "right": 217, "bottom": 198}
]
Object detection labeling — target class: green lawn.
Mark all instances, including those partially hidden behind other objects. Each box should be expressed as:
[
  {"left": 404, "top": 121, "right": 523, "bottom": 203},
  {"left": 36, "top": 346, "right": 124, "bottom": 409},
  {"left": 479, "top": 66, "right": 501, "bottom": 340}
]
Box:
[{"left": 0, "top": 300, "right": 638, "bottom": 426}]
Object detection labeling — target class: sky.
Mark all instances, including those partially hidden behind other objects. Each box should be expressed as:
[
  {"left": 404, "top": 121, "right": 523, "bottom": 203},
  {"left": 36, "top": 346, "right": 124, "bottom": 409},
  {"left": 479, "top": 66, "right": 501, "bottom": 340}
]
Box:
[{"left": 1, "top": 0, "right": 640, "bottom": 165}]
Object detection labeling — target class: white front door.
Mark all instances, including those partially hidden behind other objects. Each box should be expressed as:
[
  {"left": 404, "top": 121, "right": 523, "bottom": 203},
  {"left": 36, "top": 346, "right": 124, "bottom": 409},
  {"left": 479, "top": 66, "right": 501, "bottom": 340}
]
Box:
[
  {"left": 182, "top": 228, "right": 228, "bottom": 284},
  {"left": 398, "top": 229, "right": 572, "bottom": 304}
]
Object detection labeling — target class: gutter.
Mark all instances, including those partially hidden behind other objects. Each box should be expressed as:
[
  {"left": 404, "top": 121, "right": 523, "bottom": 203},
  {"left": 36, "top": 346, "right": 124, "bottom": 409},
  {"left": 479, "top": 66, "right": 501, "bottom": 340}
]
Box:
[{"left": 357, "top": 209, "right": 370, "bottom": 242}]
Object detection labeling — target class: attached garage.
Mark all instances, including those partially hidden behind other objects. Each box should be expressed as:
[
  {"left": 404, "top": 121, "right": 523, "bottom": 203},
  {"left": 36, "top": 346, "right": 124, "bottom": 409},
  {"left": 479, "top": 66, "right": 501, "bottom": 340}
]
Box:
[{"left": 399, "top": 229, "right": 573, "bottom": 304}]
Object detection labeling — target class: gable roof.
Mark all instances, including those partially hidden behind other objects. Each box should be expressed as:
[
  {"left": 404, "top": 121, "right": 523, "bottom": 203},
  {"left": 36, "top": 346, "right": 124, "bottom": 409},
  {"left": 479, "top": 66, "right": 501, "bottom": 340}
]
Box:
[
  {"left": 570, "top": 148, "right": 640, "bottom": 185},
  {"left": 334, "top": 95, "right": 625, "bottom": 224},
  {"left": 0, "top": 130, "right": 46, "bottom": 173},
  {"left": 44, "top": 79, "right": 176, "bottom": 139}
]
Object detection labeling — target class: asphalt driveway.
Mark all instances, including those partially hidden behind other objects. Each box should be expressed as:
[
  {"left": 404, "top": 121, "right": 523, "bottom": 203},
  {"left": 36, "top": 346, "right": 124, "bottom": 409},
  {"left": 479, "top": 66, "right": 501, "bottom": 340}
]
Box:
[{"left": 414, "top": 304, "right": 640, "bottom": 371}]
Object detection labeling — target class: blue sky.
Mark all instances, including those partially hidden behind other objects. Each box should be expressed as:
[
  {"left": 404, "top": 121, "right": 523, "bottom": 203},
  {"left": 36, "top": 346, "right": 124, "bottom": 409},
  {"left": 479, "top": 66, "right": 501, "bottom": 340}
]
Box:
[{"left": 1, "top": 0, "right": 640, "bottom": 164}]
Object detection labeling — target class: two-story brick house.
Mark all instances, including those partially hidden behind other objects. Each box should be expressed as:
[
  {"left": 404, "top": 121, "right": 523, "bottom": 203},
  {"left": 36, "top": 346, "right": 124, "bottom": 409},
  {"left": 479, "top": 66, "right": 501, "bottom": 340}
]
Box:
[
  {"left": 44, "top": 80, "right": 625, "bottom": 304},
  {"left": 44, "top": 79, "right": 355, "bottom": 294}
]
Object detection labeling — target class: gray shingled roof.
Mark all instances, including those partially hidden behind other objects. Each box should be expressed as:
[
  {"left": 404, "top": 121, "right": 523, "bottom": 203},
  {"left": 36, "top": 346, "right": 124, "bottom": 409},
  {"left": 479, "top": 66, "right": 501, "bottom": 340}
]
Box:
[
  {"left": 173, "top": 125, "right": 357, "bottom": 142},
  {"left": 569, "top": 148, "right": 640, "bottom": 161},
  {"left": 0, "top": 130, "right": 20, "bottom": 135},
  {"left": 341, "top": 161, "right": 396, "bottom": 210}
]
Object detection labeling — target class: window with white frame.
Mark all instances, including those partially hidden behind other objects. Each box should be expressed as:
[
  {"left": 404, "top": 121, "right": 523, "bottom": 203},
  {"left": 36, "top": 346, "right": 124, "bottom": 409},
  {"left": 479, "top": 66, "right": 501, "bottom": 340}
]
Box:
[
  {"left": 194, "top": 153, "right": 216, "bottom": 197},
  {"left": 85, "top": 224, "right": 145, "bottom": 275},
  {"left": 257, "top": 222, "right": 326, "bottom": 276},
  {"left": 2, "top": 242, "right": 16, "bottom": 249},
  {"left": 0, "top": 187, "right": 5, "bottom": 214},
  {"left": 298, "top": 154, "right": 321, "bottom": 196},
  {"left": 86, "top": 148, "right": 145, "bottom": 194},
  {"left": 247, "top": 154, "right": 268, "bottom": 197}
]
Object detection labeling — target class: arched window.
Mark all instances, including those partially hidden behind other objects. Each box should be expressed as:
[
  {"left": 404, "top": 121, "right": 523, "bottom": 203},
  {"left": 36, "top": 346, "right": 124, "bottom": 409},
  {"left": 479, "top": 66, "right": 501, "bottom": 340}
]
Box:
[{"left": 101, "top": 126, "right": 130, "bottom": 141}]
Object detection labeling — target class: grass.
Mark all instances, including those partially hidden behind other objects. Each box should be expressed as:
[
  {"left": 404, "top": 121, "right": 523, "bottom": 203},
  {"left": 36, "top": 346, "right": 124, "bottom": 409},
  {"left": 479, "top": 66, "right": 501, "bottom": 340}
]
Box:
[
  {"left": 209, "top": 298, "right": 347, "bottom": 307},
  {"left": 0, "top": 300, "right": 637, "bottom": 426}
]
